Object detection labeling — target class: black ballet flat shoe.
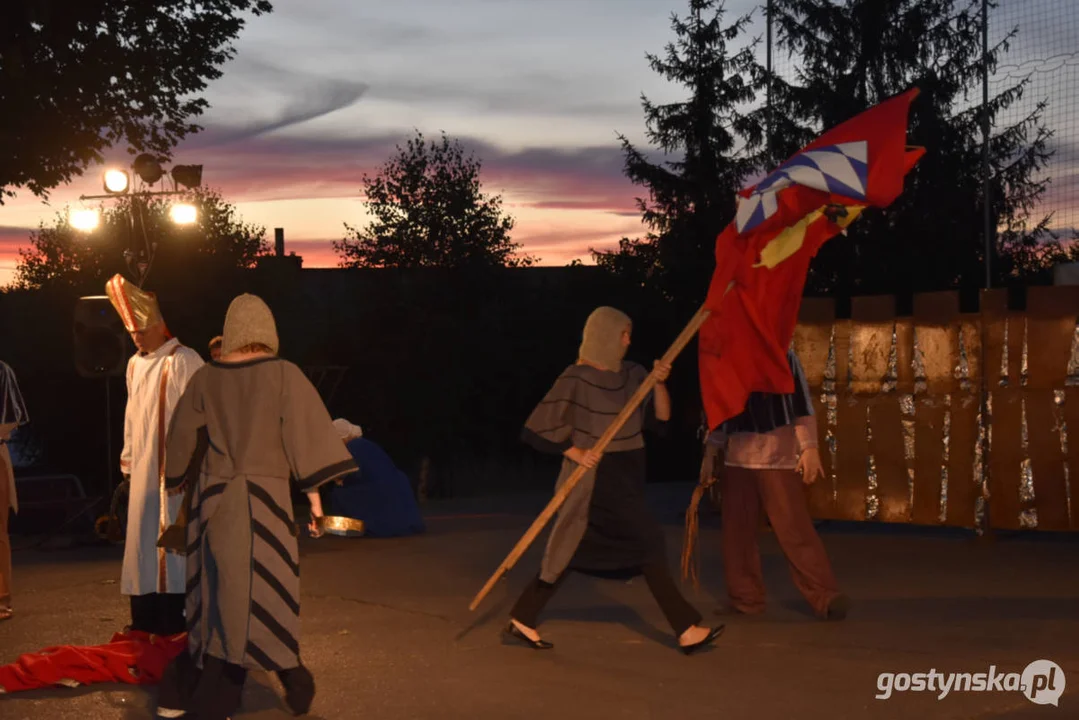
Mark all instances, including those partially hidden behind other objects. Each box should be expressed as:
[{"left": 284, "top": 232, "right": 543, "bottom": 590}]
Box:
[
  {"left": 277, "top": 664, "right": 316, "bottom": 715},
  {"left": 504, "top": 622, "right": 554, "bottom": 650},
  {"left": 679, "top": 625, "right": 725, "bottom": 656}
]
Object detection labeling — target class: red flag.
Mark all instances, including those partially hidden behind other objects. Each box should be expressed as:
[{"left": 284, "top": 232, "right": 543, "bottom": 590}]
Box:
[
  {"left": 699, "top": 89, "right": 924, "bottom": 430},
  {"left": 0, "top": 631, "right": 186, "bottom": 693}
]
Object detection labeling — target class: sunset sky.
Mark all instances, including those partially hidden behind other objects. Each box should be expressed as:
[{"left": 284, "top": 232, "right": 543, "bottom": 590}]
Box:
[{"left": 1, "top": 0, "right": 1074, "bottom": 287}]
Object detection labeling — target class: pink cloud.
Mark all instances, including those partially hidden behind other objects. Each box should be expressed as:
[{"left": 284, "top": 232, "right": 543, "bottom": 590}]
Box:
[
  {"left": 1, "top": 126, "right": 662, "bottom": 274},
  {"left": 171, "top": 130, "right": 642, "bottom": 216}
]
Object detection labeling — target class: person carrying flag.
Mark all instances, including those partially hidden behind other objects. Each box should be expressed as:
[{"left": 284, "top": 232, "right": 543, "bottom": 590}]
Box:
[
  {"left": 706, "top": 348, "right": 848, "bottom": 620},
  {"left": 683, "top": 88, "right": 925, "bottom": 621}
]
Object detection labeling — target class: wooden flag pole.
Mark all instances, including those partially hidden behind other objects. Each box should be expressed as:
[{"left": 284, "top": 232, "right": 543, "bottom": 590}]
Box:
[{"left": 468, "top": 304, "right": 713, "bottom": 612}]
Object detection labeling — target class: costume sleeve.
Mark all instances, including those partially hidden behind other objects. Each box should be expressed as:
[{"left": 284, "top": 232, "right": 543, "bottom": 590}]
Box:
[
  {"left": 163, "top": 373, "right": 207, "bottom": 493},
  {"left": 170, "top": 347, "right": 205, "bottom": 397},
  {"left": 281, "top": 363, "right": 358, "bottom": 492},
  {"left": 626, "top": 363, "right": 668, "bottom": 437},
  {"left": 521, "top": 367, "right": 578, "bottom": 454},
  {"left": 120, "top": 357, "right": 134, "bottom": 476}
]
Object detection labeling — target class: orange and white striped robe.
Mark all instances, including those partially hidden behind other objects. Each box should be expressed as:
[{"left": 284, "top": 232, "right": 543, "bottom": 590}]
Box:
[{"left": 119, "top": 338, "right": 203, "bottom": 596}]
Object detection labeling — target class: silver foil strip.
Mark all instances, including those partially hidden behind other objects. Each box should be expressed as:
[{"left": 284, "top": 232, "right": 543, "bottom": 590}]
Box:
[
  {"left": 1068, "top": 324, "right": 1079, "bottom": 386},
  {"left": 972, "top": 393, "right": 992, "bottom": 533},
  {"left": 865, "top": 403, "right": 879, "bottom": 520},
  {"left": 901, "top": 394, "right": 916, "bottom": 509},
  {"left": 940, "top": 395, "right": 952, "bottom": 525},
  {"left": 1057, "top": 390, "right": 1073, "bottom": 529},
  {"left": 912, "top": 329, "right": 928, "bottom": 395},
  {"left": 956, "top": 323, "right": 970, "bottom": 390},
  {"left": 847, "top": 324, "right": 854, "bottom": 387},
  {"left": 1019, "top": 397, "right": 1037, "bottom": 529},
  {"left": 1020, "top": 318, "right": 1029, "bottom": 387},
  {"left": 999, "top": 318, "right": 1010, "bottom": 387},
  {"left": 822, "top": 325, "right": 838, "bottom": 502},
  {"left": 883, "top": 323, "right": 898, "bottom": 394}
]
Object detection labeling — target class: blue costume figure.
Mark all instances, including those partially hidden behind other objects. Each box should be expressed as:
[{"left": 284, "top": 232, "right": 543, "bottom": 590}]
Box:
[{"left": 321, "top": 419, "right": 425, "bottom": 537}]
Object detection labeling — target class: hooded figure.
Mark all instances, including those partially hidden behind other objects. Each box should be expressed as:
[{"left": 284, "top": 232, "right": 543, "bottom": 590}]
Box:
[
  {"left": 106, "top": 274, "right": 204, "bottom": 636},
  {"left": 0, "top": 361, "right": 28, "bottom": 621},
  {"left": 316, "top": 418, "right": 425, "bottom": 538},
  {"left": 504, "top": 307, "right": 723, "bottom": 655},
  {"left": 155, "top": 293, "right": 356, "bottom": 720}
]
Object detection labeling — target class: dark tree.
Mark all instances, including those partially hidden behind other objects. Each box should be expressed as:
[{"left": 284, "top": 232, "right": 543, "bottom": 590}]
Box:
[
  {"left": 335, "top": 130, "right": 534, "bottom": 269},
  {"left": 593, "top": 0, "right": 767, "bottom": 309},
  {"left": 0, "top": 0, "right": 273, "bottom": 203},
  {"left": 766, "top": 0, "right": 1065, "bottom": 295},
  {"left": 11, "top": 188, "right": 269, "bottom": 292}
]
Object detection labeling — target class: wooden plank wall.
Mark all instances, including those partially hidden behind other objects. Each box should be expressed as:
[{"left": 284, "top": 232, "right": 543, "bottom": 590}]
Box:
[{"left": 792, "top": 288, "right": 1079, "bottom": 531}]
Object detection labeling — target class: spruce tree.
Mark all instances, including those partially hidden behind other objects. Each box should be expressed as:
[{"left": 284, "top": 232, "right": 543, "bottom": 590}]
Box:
[
  {"left": 766, "top": 0, "right": 1059, "bottom": 295},
  {"left": 593, "top": 0, "right": 768, "bottom": 309}
]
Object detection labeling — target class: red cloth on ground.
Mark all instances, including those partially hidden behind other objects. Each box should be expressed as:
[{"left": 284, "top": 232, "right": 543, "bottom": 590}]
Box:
[{"left": 0, "top": 630, "right": 186, "bottom": 693}]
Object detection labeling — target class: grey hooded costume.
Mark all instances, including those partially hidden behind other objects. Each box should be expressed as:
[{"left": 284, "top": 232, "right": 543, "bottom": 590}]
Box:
[
  {"left": 510, "top": 307, "right": 704, "bottom": 639},
  {"left": 157, "top": 294, "right": 356, "bottom": 720}
]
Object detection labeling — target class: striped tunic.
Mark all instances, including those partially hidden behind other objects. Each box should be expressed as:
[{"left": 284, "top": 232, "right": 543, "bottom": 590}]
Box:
[
  {"left": 521, "top": 361, "right": 665, "bottom": 582},
  {"left": 707, "top": 349, "right": 818, "bottom": 470},
  {"left": 163, "top": 357, "right": 357, "bottom": 672},
  {"left": 523, "top": 362, "right": 651, "bottom": 454}
]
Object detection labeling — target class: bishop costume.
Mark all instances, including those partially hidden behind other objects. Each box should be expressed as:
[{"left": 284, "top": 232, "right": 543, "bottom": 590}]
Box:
[{"left": 108, "top": 275, "right": 204, "bottom": 635}]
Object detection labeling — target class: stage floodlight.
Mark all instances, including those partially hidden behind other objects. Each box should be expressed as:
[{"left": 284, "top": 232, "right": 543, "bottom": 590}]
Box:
[
  {"left": 71, "top": 208, "right": 100, "bottom": 232},
  {"left": 133, "top": 153, "right": 164, "bottom": 184},
  {"left": 103, "top": 169, "right": 130, "bottom": 194},
  {"left": 171, "top": 165, "right": 203, "bottom": 189},
  {"left": 170, "top": 203, "right": 198, "bottom": 225}
]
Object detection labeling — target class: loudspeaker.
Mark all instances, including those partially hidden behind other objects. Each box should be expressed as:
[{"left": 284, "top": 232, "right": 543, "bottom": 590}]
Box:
[{"left": 74, "top": 296, "right": 127, "bottom": 378}]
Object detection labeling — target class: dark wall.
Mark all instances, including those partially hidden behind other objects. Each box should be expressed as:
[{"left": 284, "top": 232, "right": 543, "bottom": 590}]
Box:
[{"left": 0, "top": 265, "right": 706, "bottom": 501}]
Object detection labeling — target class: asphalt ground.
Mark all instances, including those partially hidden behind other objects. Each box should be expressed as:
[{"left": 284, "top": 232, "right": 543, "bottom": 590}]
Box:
[{"left": 1, "top": 486, "right": 1076, "bottom": 720}]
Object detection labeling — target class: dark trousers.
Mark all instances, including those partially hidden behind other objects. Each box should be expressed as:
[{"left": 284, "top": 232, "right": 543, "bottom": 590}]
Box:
[
  {"left": 129, "top": 592, "right": 186, "bottom": 635},
  {"left": 158, "top": 652, "right": 316, "bottom": 719},
  {"left": 720, "top": 466, "right": 840, "bottom": 616},
  {"left": 511, "top": 562, "right": 703, "bottom": 637}
]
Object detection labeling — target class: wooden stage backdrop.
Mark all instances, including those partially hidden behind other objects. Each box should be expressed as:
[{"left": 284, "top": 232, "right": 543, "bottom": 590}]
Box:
[{"left": 793, "top": 287, "right": 1079, "bottom": 532}]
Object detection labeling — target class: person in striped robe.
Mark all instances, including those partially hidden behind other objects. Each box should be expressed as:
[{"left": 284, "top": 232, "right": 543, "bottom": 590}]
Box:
[{"left": 155, "top": 294, "right": 356, "bottom": 720}]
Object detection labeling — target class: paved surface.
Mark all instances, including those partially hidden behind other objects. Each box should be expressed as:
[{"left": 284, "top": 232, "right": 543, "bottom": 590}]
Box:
[{"left": 0, "top": 486, "right": 1077, "bottom": 720}]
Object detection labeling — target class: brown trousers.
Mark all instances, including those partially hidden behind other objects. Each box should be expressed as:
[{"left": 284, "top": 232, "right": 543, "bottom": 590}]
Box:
[
  {"left": 0, "top": 446, "right": 12, "bottom": 606},
  {"left": 720, "top": 466, "right": 839, "bottom": 617}
]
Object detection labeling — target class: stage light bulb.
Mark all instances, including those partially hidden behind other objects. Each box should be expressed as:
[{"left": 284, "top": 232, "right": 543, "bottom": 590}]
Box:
[
  {"left": 170, "top": 203, "right": 197, "bottom": 225},
  {"left": 103, "top": 169, "right": 129, "bottom": 194},
  {"left": 70, "top": 209, "right": 100, "bottom": 232}
]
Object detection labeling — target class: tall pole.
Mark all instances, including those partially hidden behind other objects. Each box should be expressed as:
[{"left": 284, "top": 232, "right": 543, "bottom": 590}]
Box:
[
  {"left": 979, "top": 0, "right": 993, "bottom": 537},
  {"left": 981, "top": 0, "right": 991, "bottom": 288},
  {"left": 766, "top": 0, "right": 774, "bottom": 157}
]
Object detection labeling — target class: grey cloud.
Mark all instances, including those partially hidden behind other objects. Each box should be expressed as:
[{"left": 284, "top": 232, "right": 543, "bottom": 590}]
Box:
[
  {"left": 0, "top": 225, "right": 33, "bottom": 239},
  {"left": 363, "top": 76, "right": 642, "bottom": 118},
  {"left": 189, "top": 60, "right": 369, "bottom": 148}
]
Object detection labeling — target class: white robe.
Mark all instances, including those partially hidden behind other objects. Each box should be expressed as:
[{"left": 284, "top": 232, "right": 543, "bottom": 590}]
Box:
[{"left": 120, "top": 337, "right": 204, "bottom": 596}]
